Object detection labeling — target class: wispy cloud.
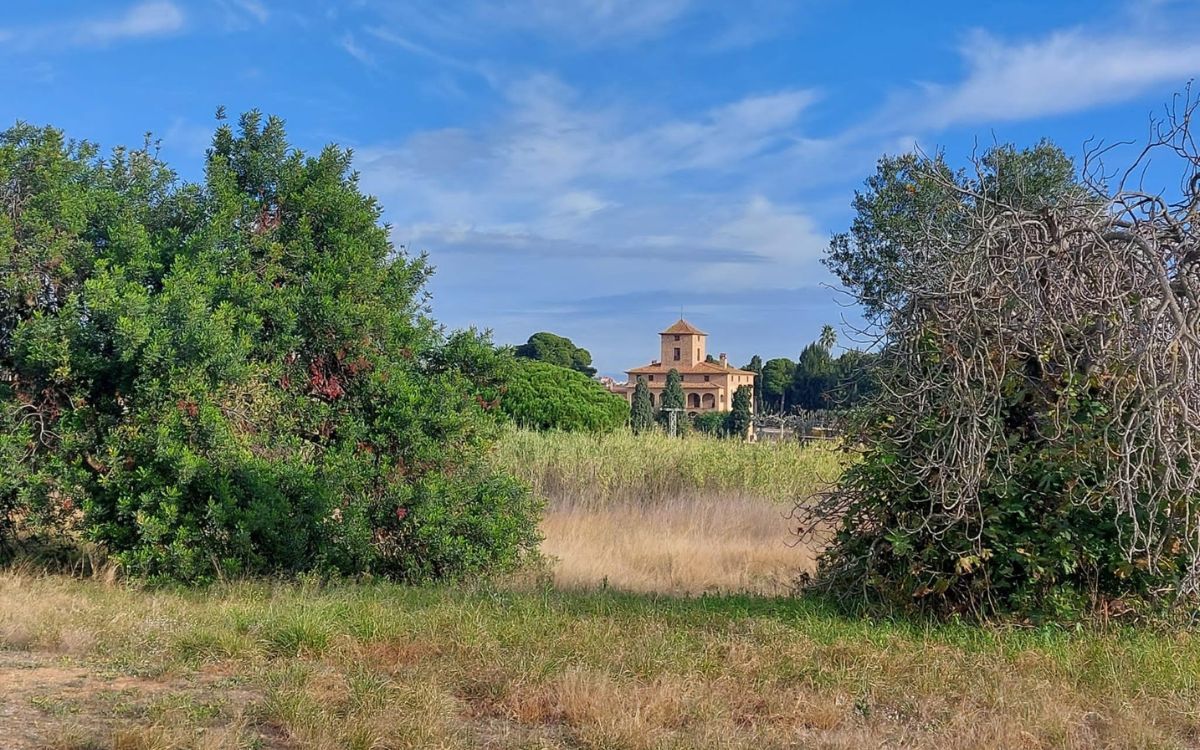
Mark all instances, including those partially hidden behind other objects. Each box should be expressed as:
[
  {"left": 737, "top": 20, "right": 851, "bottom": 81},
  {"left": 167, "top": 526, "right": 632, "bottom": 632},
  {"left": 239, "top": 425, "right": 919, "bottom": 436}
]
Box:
[
  {"left": 349, "top": 0, "right": 792, "bottom": 56},
  {"left": 214, "top": 0, "right": 270, "bottom": 29},
  {"left": 0, "top": 1, "right": 185, "bottom": 52},
  {"left": 481, "top": 0, "right": 695, "bottom": 43},
  {"left": 906, "top": 27, "right": 1200, "bottom": 129},
  {"left": 354, "top": 72, "right": 833, "bottom": 339},
  {"left": 73, "top": 1, "right": 184, "bottom": 45},
  {"left": 339, "top": 33, "right": 374, "bottom": 67}
]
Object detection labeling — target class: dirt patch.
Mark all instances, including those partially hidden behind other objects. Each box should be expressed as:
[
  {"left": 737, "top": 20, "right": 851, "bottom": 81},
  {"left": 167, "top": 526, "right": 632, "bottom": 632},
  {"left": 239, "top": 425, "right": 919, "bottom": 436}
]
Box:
[{"left": 0, "top": 650, "right": 286, "bottom": 749}]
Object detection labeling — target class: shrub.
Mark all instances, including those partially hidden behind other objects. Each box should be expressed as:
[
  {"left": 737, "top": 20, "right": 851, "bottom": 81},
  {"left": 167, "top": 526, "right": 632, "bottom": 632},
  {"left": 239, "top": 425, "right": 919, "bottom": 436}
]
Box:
[
  {"left": 499, "top": 358, "right": 628, "bottom": 433},
  {"left": 692, "top": 412, "right": 729, "bottom": 437},
  {"left": 0, "top": 115, "right": 541, "bottom": 581},
  {"left": 810, "top": 137, "right": 1195, "bottom": 618}
]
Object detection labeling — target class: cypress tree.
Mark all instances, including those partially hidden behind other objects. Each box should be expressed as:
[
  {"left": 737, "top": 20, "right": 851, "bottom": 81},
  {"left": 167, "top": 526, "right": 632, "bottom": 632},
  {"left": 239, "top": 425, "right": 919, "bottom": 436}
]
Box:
[
  {"left": 661, "top": 369, "right": 685, "bottom": 411},
  {"left": 746, "top": 354, "right": 764, "bottom": 413},
  {"left": 630, "top": 377, "right": 655, "bottom": 434},
  {"left": 658, "top": 368, "right": 688, "bottom": 435},
  {"left": 728, "top": 385, "right": 753, "bottom": 439}
]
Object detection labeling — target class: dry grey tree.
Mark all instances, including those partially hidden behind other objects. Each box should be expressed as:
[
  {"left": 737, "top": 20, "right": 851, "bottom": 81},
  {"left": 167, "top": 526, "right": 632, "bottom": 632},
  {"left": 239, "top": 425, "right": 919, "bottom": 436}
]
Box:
[{"left": 804, "top": 92, "right": 1200, "bottom": 611}]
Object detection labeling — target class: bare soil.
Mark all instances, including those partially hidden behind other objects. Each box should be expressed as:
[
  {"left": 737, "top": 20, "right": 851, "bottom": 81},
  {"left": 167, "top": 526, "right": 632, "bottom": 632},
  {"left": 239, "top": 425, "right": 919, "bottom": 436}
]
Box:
[{"left": 0, "top": 651, "right": 280, "bottom": 749}]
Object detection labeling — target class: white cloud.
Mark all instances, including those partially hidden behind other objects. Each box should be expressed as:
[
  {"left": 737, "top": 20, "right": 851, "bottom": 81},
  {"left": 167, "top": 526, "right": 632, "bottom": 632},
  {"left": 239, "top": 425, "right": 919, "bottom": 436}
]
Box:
[
  {"left": 0, "top": 2, "right": 184, "bottom": 52},
  {"left": 914, "top": 28, "right": 1200, "bottom": 128},
  {"left": 352, "top": 73, "right": 835, "bottom": 321},
  {"left": 353, "top": 0, "right": 797, "bottom": 55},
  {"left": 356, "top": 75, "right": 821, "bottom": 230},
  {"left": 75, "top": 1, "right": 184, "bottom": 45}
]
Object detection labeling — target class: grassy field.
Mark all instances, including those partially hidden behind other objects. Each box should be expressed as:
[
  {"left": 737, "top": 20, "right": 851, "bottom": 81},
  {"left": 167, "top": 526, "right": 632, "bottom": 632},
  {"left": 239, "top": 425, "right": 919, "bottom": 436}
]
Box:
[
  {"left": 3, "top": 572, "right": 1200, "bottom": 749},
  {"left": 4, "top": 431, "right": 1199, "bottom": 749},
  {"left": 493, "top": 428, "right": 845, "bottom": 506},
  {"left": 495, "top": 429, "right": 840, "bottom": 594}
]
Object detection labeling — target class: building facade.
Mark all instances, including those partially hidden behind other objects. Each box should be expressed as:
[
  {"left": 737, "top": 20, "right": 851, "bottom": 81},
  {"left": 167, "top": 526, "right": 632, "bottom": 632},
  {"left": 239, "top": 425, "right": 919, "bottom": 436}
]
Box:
[{"left": 616, "top": 319, "right": 756, "bottom": 415}]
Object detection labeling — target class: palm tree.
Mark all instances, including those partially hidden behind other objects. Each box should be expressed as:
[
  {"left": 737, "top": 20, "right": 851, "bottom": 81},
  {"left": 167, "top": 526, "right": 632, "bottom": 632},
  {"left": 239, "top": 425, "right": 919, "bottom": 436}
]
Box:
[{"left": 818, "top": 324, "right": 837, "bottom": 352}]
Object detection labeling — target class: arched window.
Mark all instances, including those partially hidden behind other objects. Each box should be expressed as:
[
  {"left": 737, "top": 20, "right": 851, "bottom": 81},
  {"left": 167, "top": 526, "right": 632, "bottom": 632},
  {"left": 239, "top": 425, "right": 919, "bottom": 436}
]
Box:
[
  {"left": 688, "top": 393, "right": 701, "bottom": 408},
  {"left": 648, "top": 392, "right": 656, "bottom": 407},
  {"left": 702, "top": 393, "right": 715, "bottom": 409}
]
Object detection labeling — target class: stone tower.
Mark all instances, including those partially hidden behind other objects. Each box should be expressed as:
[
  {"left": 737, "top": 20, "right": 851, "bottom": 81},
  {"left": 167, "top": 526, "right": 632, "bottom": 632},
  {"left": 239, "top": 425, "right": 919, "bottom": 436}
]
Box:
[{"left": 659, "top": 319, "right": 706, "bottom": 368}]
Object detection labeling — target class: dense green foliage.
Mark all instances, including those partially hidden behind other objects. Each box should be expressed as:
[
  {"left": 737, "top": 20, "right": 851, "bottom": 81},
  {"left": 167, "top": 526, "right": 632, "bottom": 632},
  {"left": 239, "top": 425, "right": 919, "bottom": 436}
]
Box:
[
  {"left": 498, "top": 358, "right": 628, "bottom": 433},
  {"left": 661, "top": 368, "right": 685, "bottom": 412},
  {"left": 760, "top": 357, "right": 795, "bottom": 412},
  {"left": 657, "top": 368, "right": 688, "bottom": 434},
  {"left": 815, "top": 142, "right": 1169, "bottom": 618},
  {"left": 630, "top": 377, "right": 655, "bottom": 434},
  {"left": 753, "top": 346, "right": 876, "bottom": 414},
  {"left": 744, "top": 354, "right": 764, "bottom": 413},
  {"left": 688, "top": 387, "right": 752, "bottom": 440},
  {"left": 728, "top": 385, "right": 753, "bottom": 438},
  {"left": 791, "top": 342, "right": 836, "bottom": 410},
  {"left": 691, "top": 411, "right": 731, "bottom": 437},
  {"left": 0, "top": 116, "right": 541, "bottom": 582},
  {"left": 514, "top": 331, "right": 596, "bottom": 376}
]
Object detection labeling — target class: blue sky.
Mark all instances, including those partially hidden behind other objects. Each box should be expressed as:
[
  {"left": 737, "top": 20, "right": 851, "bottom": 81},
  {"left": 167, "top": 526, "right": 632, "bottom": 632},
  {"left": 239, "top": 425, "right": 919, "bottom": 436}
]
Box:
[{"left": 5, "top": 1, "right": 1200, "bottom": 375}]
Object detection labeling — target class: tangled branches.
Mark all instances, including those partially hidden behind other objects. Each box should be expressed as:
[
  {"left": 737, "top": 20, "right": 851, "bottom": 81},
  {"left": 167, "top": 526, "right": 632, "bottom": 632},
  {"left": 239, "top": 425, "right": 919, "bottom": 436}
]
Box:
[{"left": 807, "top": 95, "right": 1200, "bottom": 615}]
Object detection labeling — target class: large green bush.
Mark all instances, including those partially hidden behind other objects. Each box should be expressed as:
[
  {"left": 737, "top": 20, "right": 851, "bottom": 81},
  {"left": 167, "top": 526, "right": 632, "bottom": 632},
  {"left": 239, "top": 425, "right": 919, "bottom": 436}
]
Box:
[
  {"left": 812, "top": 142, "right": 1185, "bottom": 618},
  {"left": 0, "top": 115, "right": 541, "bottom": 581},
  {"left": 499, "top": 358, "right": 628, "bottom": 433}
]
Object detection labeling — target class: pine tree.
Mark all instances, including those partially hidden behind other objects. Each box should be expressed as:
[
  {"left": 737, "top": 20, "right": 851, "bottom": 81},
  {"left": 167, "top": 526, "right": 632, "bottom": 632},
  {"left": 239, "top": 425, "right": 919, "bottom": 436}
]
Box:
[
  {"left": 728, "top": 385, "right": 753, "bottom": 439},
  {"left": 630, "top": 377, "right": 655, "bottom": 434},
  {"left": 792, "top": 342, "right": 835, "bottom": 410}
]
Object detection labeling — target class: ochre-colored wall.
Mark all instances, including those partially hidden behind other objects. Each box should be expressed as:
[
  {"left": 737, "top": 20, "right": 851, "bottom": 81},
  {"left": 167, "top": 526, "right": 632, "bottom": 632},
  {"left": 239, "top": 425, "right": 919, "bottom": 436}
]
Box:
[{"left": 660, "top": 333, "right": 706, "bottom": 368}]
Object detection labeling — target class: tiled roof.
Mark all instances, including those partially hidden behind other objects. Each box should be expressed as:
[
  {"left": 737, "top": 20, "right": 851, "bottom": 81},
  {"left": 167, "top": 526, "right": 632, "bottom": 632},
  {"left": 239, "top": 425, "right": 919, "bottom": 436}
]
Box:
[
  {"left": 626, "top": 360, "right": 754, "bottom": 376},
  {"left": 660, "top": 319, "right": 706, "bottom": 335}
]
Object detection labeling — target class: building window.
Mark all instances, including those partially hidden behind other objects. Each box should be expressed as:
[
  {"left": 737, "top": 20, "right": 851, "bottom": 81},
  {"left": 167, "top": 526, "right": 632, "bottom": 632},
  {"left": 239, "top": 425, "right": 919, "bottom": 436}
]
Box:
[
  {"left": 649, "top": 375, "right": 654, "bottom": 381},
  {"left": 704, "top": 375, "right": 709, "bottom": 382},
  {"left": 673, "top": 335, "right": 680, "bottom": 341},
  {"left": 688, "top": 393, "right": 701, "bottom": 408},
  {"left": 673, "top": 347, "right": 680, "bottom": 361}
]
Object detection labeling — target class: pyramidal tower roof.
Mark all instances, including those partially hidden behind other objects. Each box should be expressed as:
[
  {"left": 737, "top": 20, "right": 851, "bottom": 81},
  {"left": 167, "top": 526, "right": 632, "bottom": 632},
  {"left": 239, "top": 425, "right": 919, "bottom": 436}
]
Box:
[{"left": 660, "top": 318, "right": 706, "bottom": 336}]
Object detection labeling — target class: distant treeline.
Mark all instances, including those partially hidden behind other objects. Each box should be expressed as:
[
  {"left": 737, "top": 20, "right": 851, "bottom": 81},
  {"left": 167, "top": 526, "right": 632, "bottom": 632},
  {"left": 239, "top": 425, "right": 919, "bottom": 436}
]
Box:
[{"left": 738, "top": 326, "right": 877, "bottom": 415}]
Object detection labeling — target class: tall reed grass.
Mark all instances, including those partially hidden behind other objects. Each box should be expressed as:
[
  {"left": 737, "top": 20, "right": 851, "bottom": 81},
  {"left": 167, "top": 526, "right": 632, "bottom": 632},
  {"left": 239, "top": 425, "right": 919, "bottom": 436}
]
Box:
[{"left": 492, "top": 428, "right": 846, "bottom": 507}]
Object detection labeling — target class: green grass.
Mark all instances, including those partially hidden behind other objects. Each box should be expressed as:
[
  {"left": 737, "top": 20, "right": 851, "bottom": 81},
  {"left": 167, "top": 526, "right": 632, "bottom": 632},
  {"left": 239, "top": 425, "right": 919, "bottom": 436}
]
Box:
[
  {"left": 492, "top": 428, "right": 847, "bottom": 506},
  {"left": 4, "top": 573, "right": 1200, "bottom": 749}
]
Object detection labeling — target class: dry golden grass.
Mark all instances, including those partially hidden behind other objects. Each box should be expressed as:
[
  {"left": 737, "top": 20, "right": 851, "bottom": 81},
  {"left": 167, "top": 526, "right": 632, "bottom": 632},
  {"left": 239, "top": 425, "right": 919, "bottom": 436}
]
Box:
[
  {"left": 4, "top": 432, "right": 1197, "bottom": 748},
  {"left": 2, "top": 571, "right": 1200, "bottom": 749},
  {"left": 502, "top": 428, "right": 834, "bottom": 595},
  {"left": 541, "top": 493, "right": 814, "bottom": 595}
]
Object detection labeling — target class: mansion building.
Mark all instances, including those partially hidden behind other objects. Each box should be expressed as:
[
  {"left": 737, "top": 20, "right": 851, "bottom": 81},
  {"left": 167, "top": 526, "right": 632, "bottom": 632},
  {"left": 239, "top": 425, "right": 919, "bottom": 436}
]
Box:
[{"left": 617, "top": 319, "right": 755, "bottom": 415}]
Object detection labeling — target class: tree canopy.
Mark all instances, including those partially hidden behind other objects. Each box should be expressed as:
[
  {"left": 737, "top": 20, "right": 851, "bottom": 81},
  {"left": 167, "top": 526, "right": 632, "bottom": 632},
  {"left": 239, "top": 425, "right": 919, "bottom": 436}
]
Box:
[
  {"left": 499, "top": 358, "right": 628, "bottom": 433},
  {"left": 0, "top": 115, "right": 541, "bottom": 582},
  {"left": 807, "top": 132, "right": 1200, "bottom": 618},
  {"left": 514, "top": 332, "right": 597, "bottom": 376}
]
